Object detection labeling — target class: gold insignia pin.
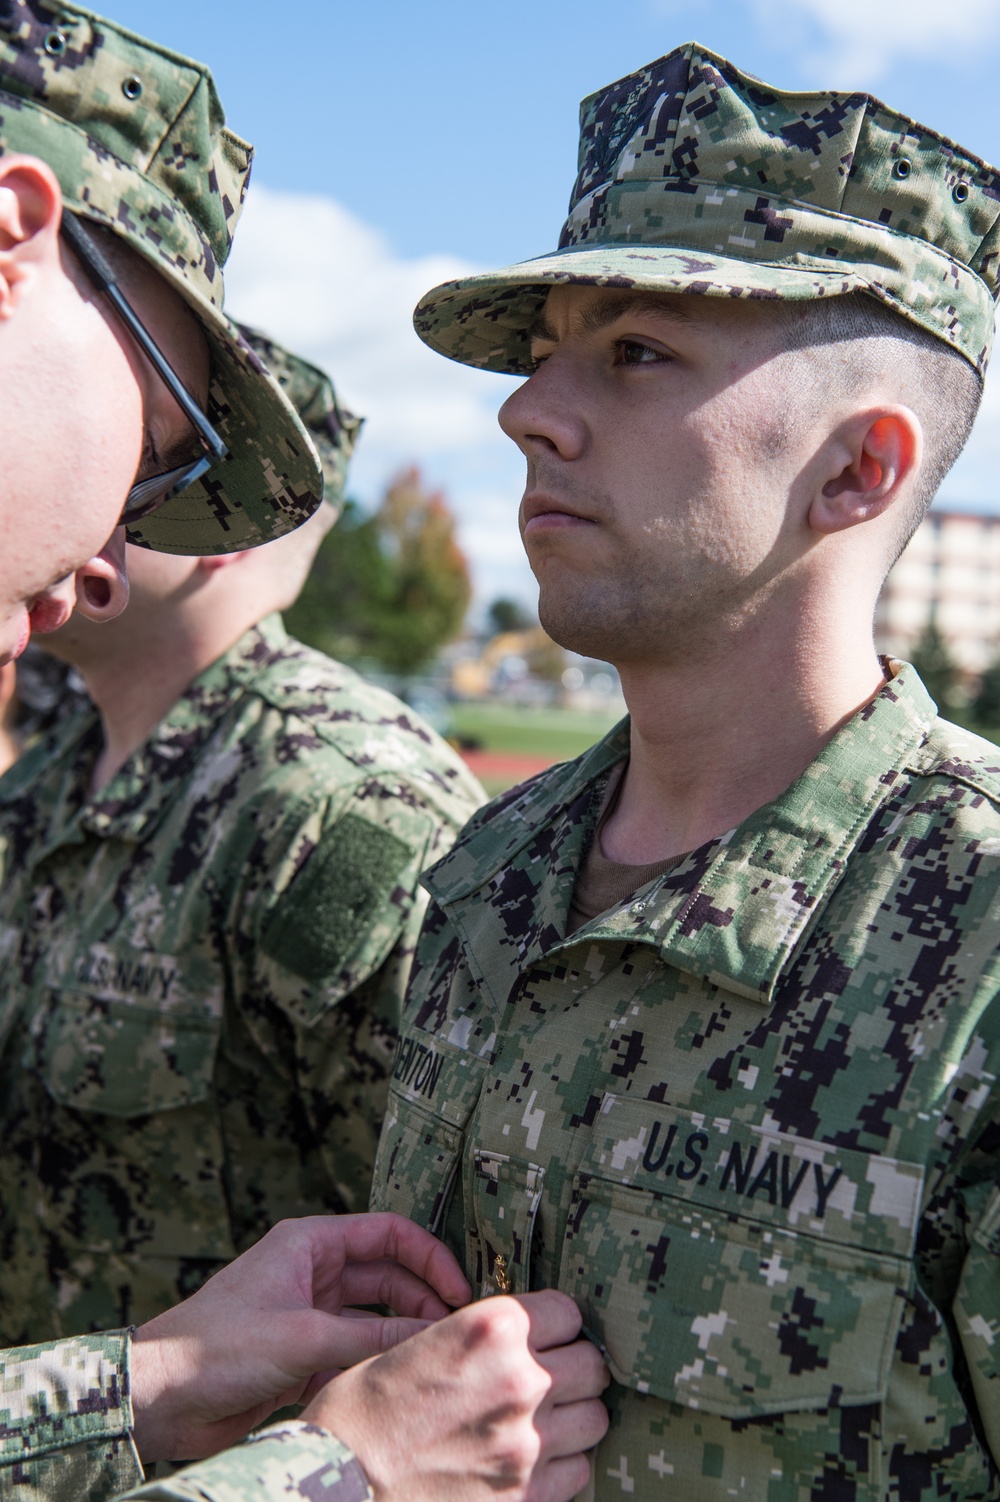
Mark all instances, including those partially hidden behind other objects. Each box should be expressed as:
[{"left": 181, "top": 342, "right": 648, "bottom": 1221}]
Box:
[{"left": 493, "top": 1254, "right": 511, "bottom": 1294}]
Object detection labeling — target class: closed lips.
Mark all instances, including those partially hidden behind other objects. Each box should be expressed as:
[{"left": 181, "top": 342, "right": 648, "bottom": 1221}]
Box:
[{"left": 522, "top": 496, "right": 596, "bottom": 531}]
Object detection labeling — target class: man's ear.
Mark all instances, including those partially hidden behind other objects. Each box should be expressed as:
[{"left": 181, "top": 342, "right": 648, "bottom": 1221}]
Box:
[
  {"left": 809, "top": 407, "right": 923, "bottom": 536},
  {"left": 0, "top": 154, "right": 64, "bottom": 319},
  {"left": 75, "top": 526, "right": 130, "bottom": 623}
]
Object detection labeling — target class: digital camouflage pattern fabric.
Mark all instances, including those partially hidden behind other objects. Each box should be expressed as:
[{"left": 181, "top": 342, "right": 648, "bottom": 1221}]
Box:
[
  {"left": 0, "top": 1338, "right": 372, "bottom": 1502},
  {"left": 118, "top": 1423, "right": 373, "bottom": 1502},
  {"left": 372, "top": 663, "right": 1000, "bottom": 1500},
  {"left": 414, "top": 41, "right": 1000, "bottom": 378},
  {"left": 238, "top": 325, "right": 362, "bottom": 521},
  {"left": 0, "top": 615, "right": 482, "bottom": 1339},
  {"left": 0, "top": 0, "right": 323, "bottom": 554},
  {"left": 0, "top": 1329, "right": 142, "bottom": 1498}
]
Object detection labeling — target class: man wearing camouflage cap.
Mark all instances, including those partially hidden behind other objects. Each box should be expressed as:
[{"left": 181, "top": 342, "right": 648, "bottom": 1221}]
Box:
[
  {"left": 0, "top": 3, "right": 611, "bottom": 1498},
  {"left": 372, "top": 41, "right": 1000, "bottom": 1499},
  {"left": 0, "top": 326, "right": 484, "bottom": 1345},
  {"left": 0, "top": 0, "right": 326, "bottom": 666}
]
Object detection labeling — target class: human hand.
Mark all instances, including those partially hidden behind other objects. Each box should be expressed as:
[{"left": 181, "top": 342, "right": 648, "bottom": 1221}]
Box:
[
  {"left": 130, "top": 1212, "right": 470, "bottom": 1462},
  {"left": 304, "top": 1288, "right": 610, "bottom": 1502}
]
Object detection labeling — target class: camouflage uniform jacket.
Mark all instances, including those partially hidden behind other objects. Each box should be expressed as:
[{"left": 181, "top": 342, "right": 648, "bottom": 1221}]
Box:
[
  {"left": 373, "top": 663, "right": 1000, "bottom": 1501},
  {"left": 0, "top": 615, "right": 482, "bottom": 1338},
  {"left": 0, "top": 1329, "right": 371, "bottom": 1501},
  {"left": 117, "top": 1422, "right": 372, "bottom": 1502}
]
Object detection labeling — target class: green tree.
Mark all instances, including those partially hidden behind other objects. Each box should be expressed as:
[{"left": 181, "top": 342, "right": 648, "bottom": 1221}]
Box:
[
  {"left": 972, "top": 655, "right": 1000, "bottom": 729},
  {"left": 285, "top": 467, "right": 471, "bottom": 676},
  {"left": 910, "top": 617, "right": 959, "bottom": 711},
  {"left": 487, "top": 598, "right": 533, "bottom": 635}
]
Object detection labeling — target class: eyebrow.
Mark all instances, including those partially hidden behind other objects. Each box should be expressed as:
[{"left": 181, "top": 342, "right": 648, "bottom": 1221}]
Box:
[
  {"left": 163, "top": 431, "right": 201, "bottom": 468},
  {"left": 527, "top": 292, "right": 699, "bottom": 344},
  {"left": 145, "top": 426, "right": 203, "bottom": 476}
]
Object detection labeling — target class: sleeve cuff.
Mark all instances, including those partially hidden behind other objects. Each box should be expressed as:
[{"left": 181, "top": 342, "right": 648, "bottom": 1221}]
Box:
[
  {"left": 119, "top": 1421, "right": 372, "bottom": 1501},
  {"left": 0, "top": 1328, "right": 134, "bottom": 1460}
]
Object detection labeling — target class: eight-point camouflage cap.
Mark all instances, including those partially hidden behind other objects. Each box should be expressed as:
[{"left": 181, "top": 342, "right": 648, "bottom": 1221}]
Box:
[
  {"left": 237, "top": 326, "right": 363, "bottom": 519},
  {"left": 414, "top": 41, "right": 1000, "bottom": 378},
  {"left": 0, "top": 0, "right": 324, "bottom": 554}
]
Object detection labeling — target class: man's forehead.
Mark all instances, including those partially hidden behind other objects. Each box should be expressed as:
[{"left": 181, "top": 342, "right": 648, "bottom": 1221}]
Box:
[{"left": 530, "top": 287, "right": 712, "bottom": 342}]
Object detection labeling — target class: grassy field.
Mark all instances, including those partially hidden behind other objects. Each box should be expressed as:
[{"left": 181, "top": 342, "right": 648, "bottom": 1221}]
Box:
[
  {"left": 450, "top": 698, "right": 1000, "bottom": 796},
  {"left": 450, "top": 700, "right": 624, "bottom": 761}
]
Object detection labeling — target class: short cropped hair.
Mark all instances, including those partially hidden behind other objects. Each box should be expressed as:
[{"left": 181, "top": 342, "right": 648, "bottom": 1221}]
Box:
[{"left": 777, "top": 294, "right": 983, "bottom": 559}]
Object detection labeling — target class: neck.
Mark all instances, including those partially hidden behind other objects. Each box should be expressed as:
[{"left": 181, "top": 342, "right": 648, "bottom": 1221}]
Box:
[
  {"left": 85, "top": 651, "right": 201, "bottom": 795},
  {"left": 601, "top": 593, "right": 885, "bottom": 864},
  {"left": 79, "top": 612, "right": 265, "bottom": 795}
]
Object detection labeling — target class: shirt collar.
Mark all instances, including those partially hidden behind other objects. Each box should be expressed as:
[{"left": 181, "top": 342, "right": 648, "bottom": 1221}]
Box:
[
  {"left": 425, "top": 662, "right": 937, "bottom": 1012},
  {"left": 53, "top": 617, "right": 288, "bottom": 847}
]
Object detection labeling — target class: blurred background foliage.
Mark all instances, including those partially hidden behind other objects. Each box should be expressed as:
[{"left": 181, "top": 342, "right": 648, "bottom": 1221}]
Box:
[{"left": 287, "top": 467, "right": 471, "bottom": 677}]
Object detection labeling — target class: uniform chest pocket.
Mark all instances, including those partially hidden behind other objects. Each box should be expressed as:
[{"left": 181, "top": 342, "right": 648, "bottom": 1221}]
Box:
[
  {"left": 559, "top": 1098, "right": 921, "bottom": 1421},
  {"left": 33, "top": 954, "right": 221, "bottom": 1118},
  {"left": 468, "top": 1151, "right": 545, "bottom": 1298},
  {"left": 370, "top": 1032, "right": 486, "bottom": 1232}
]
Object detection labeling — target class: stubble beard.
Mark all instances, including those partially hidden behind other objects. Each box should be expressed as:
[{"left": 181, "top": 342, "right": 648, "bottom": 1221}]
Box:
[
  {"left": 522, "top": 468, "right": 751, "bottom": 670},
  {"left": 532, "top": 524, "right": 770, "bottom": 673},
  {"left": 534, "top": 556, "right": 715, "bottom": 670}
]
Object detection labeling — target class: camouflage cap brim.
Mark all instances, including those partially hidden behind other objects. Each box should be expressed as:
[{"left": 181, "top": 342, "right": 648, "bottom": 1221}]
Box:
[
  {"left": 234, "top": 324, "right": 363, "bottom": 528},
  {"left": 0, "top": 2, "right": 323, "bottom": 555},
  {"left": 413, "top": 41, "right": 1000, "bottom": 380},
  {"left": 415, "top": 237, "right": 994, "bottom": 382},
  {"left": 123, "top": 306, "right": 324, "bottom": 557}
]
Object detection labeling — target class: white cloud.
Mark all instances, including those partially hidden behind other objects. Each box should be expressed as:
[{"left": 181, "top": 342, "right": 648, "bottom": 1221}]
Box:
[
  {"left": 749, "top": 0, "right": 999, "bottom": 85},
  {"left": 650, "top": 0, "right": 1000, "bottom": 86},
  {"left": 223, "top": 184, "right": 533, "bottom": 608}
]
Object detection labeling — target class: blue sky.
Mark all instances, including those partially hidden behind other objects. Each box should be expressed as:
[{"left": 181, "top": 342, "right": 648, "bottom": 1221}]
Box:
[{"left": 110, "top": 0, "right": 1000, "bottom": 607}]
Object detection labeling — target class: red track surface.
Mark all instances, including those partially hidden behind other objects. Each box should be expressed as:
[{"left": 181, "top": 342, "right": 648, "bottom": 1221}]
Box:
[{"left": 460, "top": 749, "right": 555, "bottom": 785}]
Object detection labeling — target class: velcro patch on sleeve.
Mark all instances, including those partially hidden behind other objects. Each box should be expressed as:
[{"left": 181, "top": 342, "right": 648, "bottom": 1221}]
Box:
[{"left": 261, "top": 813, "right": 413, "bottom": 982}]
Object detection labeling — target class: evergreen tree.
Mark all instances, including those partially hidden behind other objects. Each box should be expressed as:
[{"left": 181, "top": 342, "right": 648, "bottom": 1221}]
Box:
[
  {"left": 910, "top": 618, "right": 959, "bottom": 711},
  {"left": 487, "top": 598, "right": 533, "bottom": 635},
  {"left": 972, "top": 655, "right": 1000, "bottom": 729}
]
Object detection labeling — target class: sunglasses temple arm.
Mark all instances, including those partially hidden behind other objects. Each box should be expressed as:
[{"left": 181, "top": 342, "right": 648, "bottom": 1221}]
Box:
[
  {"left": 61, "top": 214, "right": 226, "bottom": 462},
  {"left": 103, "top": 284, "right": 227, "bottom": 461}
]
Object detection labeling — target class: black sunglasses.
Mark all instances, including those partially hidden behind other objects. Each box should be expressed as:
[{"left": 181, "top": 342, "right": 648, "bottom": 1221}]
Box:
[{"left": 60, "top": 213, "right": 228, "bottom": 526}]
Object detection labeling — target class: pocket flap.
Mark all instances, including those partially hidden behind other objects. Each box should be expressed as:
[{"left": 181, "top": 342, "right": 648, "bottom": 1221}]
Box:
[
  {"left": 559, "top": 1096, "right": 919, "bottom": 1419},
  {"left": 34, "top": 943, "right": 222, "bottom": 1117},
  {"left": 36, "top": 991, "right": 220, "bottom": 1117}
]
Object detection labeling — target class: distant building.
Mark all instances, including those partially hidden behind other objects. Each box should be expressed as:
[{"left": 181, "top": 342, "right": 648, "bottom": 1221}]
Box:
[{"left": 876, "top": 510, "right": 1000, "bottom": 675}]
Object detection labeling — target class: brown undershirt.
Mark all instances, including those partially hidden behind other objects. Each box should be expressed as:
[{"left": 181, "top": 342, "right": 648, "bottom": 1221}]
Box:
[{"left": 567, "top": 760, "right": 688, "bottom": 934}]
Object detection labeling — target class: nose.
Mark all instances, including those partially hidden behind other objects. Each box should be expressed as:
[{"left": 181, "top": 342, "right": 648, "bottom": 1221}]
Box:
[
  {"left": 498, "top": 356, "right": 588, "bottom": 463},
  {"left": 73, "top": 526, "right": 130, "bottom": 623}
]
